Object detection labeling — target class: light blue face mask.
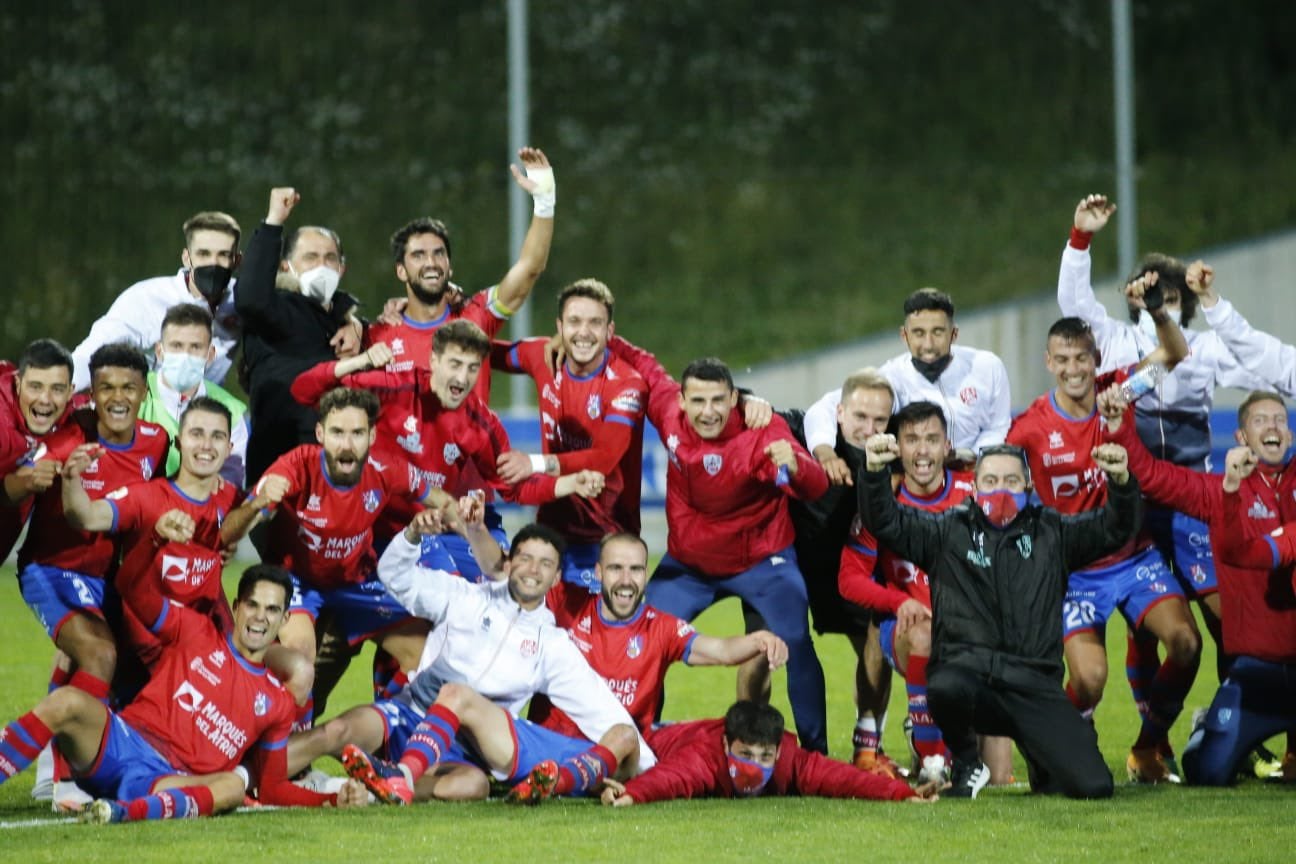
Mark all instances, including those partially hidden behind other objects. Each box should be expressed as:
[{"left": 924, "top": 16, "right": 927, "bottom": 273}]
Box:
[{"left": 159, "top": 352, "right": 207, "bottom": 392}]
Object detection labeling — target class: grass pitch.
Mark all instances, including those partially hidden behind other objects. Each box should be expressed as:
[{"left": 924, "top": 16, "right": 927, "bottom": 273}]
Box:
[{"left": 0, "top": 564, "right": 1292, "bottom": 863}]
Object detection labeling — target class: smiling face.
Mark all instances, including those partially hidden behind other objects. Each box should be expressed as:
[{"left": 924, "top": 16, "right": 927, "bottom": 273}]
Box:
[
  {"left": 177, "top": 407, "right": 231, "bottom": 481},
  {"left": 1045, "top": 334, "right": 1099, "bottom": 408},
  {"left": 316, "top": 405, "right": 374, "bottom": 486},
  {"left": 680, "top": 378, "right": 737, "bottom": 440},
  {"left": 397, "top": 231, "right": 452, "bottom": 303},
  {"left": 597, "top": 536, "right": 649, "bottom": 621},
  {"left": 1236, "top": 397, "right": 1293, "bottom": 466},
  {"left": 897, "top": 415, "right": 950, "bottom": 494},
  {"left": 901, "top": 309, "right": 956, "bottom": 365},
  {"left": 837, "top": 386, "right": 892, "bottom": 449},
  {"left": 232, "top": 580, "right": 289, "bottom": 658},
  {"left": 429, "top": 344, "right": 483, "bottom": 410},
  {"left": 17, "top": 365, "right": 72, "bottom": 436},
  {"left": 507, "top": 537, "right": 562, "bottom": 610},
  {"left": 91, "top": 366, "right": 146, "bottom": 443},
  {"left": 558, "top": 296, "right": 613, "bottom": 374}
]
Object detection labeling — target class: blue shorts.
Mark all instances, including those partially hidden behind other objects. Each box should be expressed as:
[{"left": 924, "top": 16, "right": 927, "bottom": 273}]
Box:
[
  {"left": 370, "top": 698, "right": 471, "bottom": 767},
  {"left": 1063, "top": 545, "right": 1182, "bottom": 639},
  {"left": 878, "top": 617, "right": 902, "bottom": 672},
  {"left": 438, "top": 506, "right": 509, "bottom": 583},
  {"left": 79, "top": 713, "right": 179, "bottom": 800},
  {"left": 18, "top": 563, "right": 106, "bottom": 641},
  {"left": 1146, "top": 507, "right": 1218, "bottom": 599},
  {"left": 289, "top": 575, "right": 415, "bottom": 646},
  {"left": 495, "top": 715, "right": 593, "bottom": 785},
  {"left": 561, "top": 542, "right": 601, "bottom": 592}
]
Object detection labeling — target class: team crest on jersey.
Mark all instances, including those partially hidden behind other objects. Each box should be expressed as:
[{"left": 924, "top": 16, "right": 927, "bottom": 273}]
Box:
[
  {"left": 520, "top": 639, "right": 538, "bottom": 658},
  {"left": 162, "top": 555, "right": 191, "bottom": 584},
  {"left": 105, "top": 486, "right": 129, "bottom": 501},
  {"left": 253, "top": 692, "right": 269, "bottom": 717},
  {"left": 1048, "top": 430, "right": 1064, "bottom": 449},
  {"left": 1190, "top": 564, "right": 1208, "bottom": 585},
  {"left": 959, "top": 386, "right": 979, "bottom": 406},
  {"left": 307, "top": 494, "right": 321, "bottom": 511},
  {"left": 625, "top": 635, "right": 644, "bottom": 659},
  {"left": 587, "top": 394, "right": 601, "bottom": 419},
  {"left": 703, "top": 453, "right": 723, "bottom": 476},
  {"left": 443, "top": 443, "right": 461, "bottom": 464},
  {"left": 362, "top": 489, "right": 381, "bottom": 513},
  {"left": 1016, "top": 535, "right": 1032, "bottom": 559}
]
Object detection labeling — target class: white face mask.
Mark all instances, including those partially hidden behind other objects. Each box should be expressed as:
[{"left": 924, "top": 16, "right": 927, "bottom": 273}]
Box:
[
  {"left": 159, "top": 351, "right": 207, "bottom": 392},
  {"left": 293, "top": 264, "right": 341, "bottom": 306},
  {"left": 1136, "top": 307, "right": 1180, "bottom": 341}
]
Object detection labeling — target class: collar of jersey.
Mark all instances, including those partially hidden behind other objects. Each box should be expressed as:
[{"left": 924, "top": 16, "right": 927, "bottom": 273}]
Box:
[
  {"left": 98, "top": 430, "right": 139, "bottom": 451},
  {"left": 563, "top": 351, "right": 610, "bottom": 382},
  {"left": 228, "top": 633, "right": 267, "bottom": 676},
  {"left": 402, "top": 307, "right": 451, "bottom": 330},
  {"left": 167, "top": 478, "right": 213, "bottom": 506},
  {"left": 1047, "top": 389, "right": 1096, "bottom": 423},
  {"left": 596, "top": 596, "right": 646, "bottom": 627},
  {"left": 318, "top": 449, "right": 360, "bottom": 491},
  {"left": 898, "top": 471, "right": 953, "bottom": 507}
]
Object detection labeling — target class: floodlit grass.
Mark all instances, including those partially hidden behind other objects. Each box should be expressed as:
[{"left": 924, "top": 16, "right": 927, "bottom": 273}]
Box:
[{"left": 1, "top": 563, "right": 1293, "bottom": 862}]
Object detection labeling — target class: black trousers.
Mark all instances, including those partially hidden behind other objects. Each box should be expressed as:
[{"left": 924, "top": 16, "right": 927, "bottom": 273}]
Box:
[{"left": 928, "top": 662, "right": 1113, "bottom": 799}]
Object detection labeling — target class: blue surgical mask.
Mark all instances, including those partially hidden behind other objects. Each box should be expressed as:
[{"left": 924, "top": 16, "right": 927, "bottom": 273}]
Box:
[
  {"left": 159, "top": 352, "right": 207, "bottom": 392},
  {"left": 726, "top": 753, "right": 774, "bottom": 797}
]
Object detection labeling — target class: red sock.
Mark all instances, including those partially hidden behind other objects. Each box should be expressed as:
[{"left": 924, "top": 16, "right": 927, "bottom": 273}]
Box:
[
  {"left": 125, "top": 785, "right": 215, "bottom": 821},
  {"left": 0, "top": 712, "right": 54, "bottom": 779},
  {"left": 48, "top": 666, "right": 73, "bottom": 693}
]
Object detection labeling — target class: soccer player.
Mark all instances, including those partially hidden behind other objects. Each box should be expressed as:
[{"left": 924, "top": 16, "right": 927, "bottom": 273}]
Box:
[
  {"left": 367, "top": 147, "right": 555, "bottom": 403},
  {"left": 1100, "top": 388, "right": 1296, "bottom": 784},
  {"left": 0, "top": 561, "right": 368, "bottom": 822},
  {"left": 337, "top": 514, "right": 653, "bottom": 805},
  {"left": 137, "top": 303, "right": 250, "bottom": 486},
  {"left": 801, "top": 287, "right": 1012, "bottom": 475},
  {"left": 492, "top": 278, "right": 648, "bottom": 588},
  {"left": 608, "top": 336, "right": 831, "bottom": 754},
  {"left": 859, "top": 435, "right": 1141, "bottom": 799},
  {"left": 1006, "top": 314, "right": 1199, "bottom": 783},
  {"left": 528, "top": 532, "right": 789, "bottom": 739},
  {"left": 839, "top": 400, "right": 977, "bottom": 784},
  {"left": 598, "top": 701, "right": 930, "bottom": 805},
  {"left": 70, "top": 211, "right": 243, "bottom": 391}
]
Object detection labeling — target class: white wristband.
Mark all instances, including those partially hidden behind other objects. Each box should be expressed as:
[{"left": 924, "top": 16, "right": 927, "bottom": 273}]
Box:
[
  {"left": 529, "top": 454, "right": 548, "bottom": 474},
  {"left": 526, "top": 166, "right": 556, "bottom": 218}
]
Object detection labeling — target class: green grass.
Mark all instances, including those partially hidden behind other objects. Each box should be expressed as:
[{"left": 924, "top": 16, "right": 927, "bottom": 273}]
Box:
[{"left": 1, "top": 564, "right": 1293, "bottom": 862}]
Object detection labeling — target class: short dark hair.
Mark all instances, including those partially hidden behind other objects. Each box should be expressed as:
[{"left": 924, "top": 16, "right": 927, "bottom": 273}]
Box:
[
  {"left": 18, "top": 338, "right": 74, "bottom": 377},
  {"left": 1127, "top": 253, "right": 1197, "bottom": 328},
  {"left": 318, "top": 386, "right": 380, "bottom": 426},
  {"left": 558, "top": 278, "right": 615, "bottom": 320},
  {"left": 283, "top": 226, "right": 345, "bottom": 263},
  {"left": 183, "top": 211, "right": 241, "bottom": 250},
  {"left": 890, "top": 400, "right": 947, "bottom": 437},
  {"left": 598, "top": 532, "right": 648, "bottom": 561},
  {"left": 1237, "top": 391, "right": 1288, "bottom": 427},
  {"left": 903, "top": 287, "right": 955, "bottom": 320},
  {"left": 235, "top": 564, "right": 293, "bottom": 608},
  {"left": 975, "top": 443, "right": 1032, "bottom": 486},
  {"left": 391, "top": 217, "right": 452, "bottom": 264},
  {"left": 432, "top": 319, "right": 490, "bottom": 359},
  {"left": 680, "top": 357, "right": 735, "bottom": 392},
  {"left": 89, "top": 343, "right": 149, "bottom": 381},
  {"left": 723, "top": 701, "right": 785, "bottom": 747},
  {"left": 180, "top": 396, "right": 232, "bottom": 434},
  {"left": 161, "top": 303, "right": 215, "bottom": 338},
  {"left": 1046, "top": 316, "right": 1097, "bottom": 354},
  {"left": 510, "top": 523, "right": 566, "bottom": 563}
]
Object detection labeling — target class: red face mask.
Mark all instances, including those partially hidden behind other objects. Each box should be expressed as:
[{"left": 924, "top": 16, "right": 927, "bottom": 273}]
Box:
[{"left": 976, "top": 489, "right": 1027, "bottom": 527}]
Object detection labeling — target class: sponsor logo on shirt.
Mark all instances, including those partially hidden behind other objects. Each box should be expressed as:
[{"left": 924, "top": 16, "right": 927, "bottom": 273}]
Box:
[
  {"left": 172, "top": 680, "right": 249, "bottom": 758},
  {"left": 410, "top": 465, "right": 446, "bottom": 491},
  {"left": 141, "top": 426, "right": 160, "bottom": 437},
  {"left": 625, "top": 635, "right": 643, "bottom": 659},
  {"left": 162, "top": 555, "right": 191, "bottom": 584},
  {"left": 703, "top": 453, "right": 723, "bottom": 476},
  {"left": 299, "top": 526, "right": 324, "bottom": 552},
  {"left": 604, "top": 676, "right": 639, "bottom": 707},
  {"left": 189, "top": 657, "right": 221, "bottom": 686},
  {"left": 173, "top": 680, "right": 205, "bottom": 713},
  {"left": 587, "top": 394, "right": 601, "bottom": 419},
  {"left": 611, "top": 391, "right": 642, "bottom": 415},
  {"left": 542, "top": 385, "right": 561, "bottom": 409},
  {"left": 105, "top": 486, "right": 129, "bottom": 501},
  {"left": 1050, "top": 474, "right": 1081, "bottom": 498},
  {"left": 1042, "top": 451, "right": 1075, "bottom": 467}
]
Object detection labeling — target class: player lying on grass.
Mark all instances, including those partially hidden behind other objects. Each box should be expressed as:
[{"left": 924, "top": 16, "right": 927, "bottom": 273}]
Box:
[
  {"left": 598, "top": 701, "right": 935, "bottom": 805},
  {"left": 0, "top": 560, "right": 368, "bottom": 823}
]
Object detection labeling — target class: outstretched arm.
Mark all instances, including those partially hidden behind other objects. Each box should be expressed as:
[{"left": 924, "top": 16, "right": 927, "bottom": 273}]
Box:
[
  {"left": 1195, "top": 261, "right": 1296, "bottom": 397},
  {"left": 687, "top": 630, "right": 788, "bottom": 670},
  {"left": 494, "top": 148, "right": 555, "bottom": 313}
]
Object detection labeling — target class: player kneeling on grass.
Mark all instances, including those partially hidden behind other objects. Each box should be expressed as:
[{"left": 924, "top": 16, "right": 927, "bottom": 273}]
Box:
[
  {"left": 0, "top": 562, "right": 368, "bottom": 823},
  {"left": 599, "top": 701, "right": 934, "bottom": 805}
]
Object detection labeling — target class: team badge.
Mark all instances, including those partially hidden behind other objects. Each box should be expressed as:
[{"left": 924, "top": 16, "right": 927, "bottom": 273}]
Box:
[
  {"left": 1190, "top": 564, "right": 1207, "bottom": 585},
  {"left": 362, "top": 489, "right": 381, "bottom": 513},
  {"left": 140, "top": 457, "right": 155, "bottom": 480},
  {"left": 443, "top": 442, "right": 461, "bottom": 464},
  {"left": 959, "top": 386, "right": 978, "bottom": 406},
  {"left": 703, "top": 454, "right": 723, "bottom": 476},
  {"left": 1218, "top": 708, "right": 1232, "bottom": 725},
  {"left": 587, "top": 394, "right": 602, "bottom": 419},
  {"left": 253, "top": 692, "right": 269, "bottom": 717},
  {"left": 625, "top": 635, "right": 643, "bottom": 659},
  {"left": 1016, "top": 536, "right": 1032, "bottom": 559},
  {"left": 520, "top": 639, "right": 539, "bottom": 657}
]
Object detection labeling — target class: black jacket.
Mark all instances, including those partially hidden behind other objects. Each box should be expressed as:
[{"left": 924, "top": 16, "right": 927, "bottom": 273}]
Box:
[
  {"left": 235, "top": 222, "right": 359, "bottom": 484},
  {"left": 857, "top": 465, "right": 1142, "bottom": 687}
]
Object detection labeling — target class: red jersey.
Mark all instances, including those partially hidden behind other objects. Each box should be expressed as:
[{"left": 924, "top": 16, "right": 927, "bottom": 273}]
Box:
[
  {"left": 1106, "top": 418, "right": 1296, "bottom": 662},
  {"left": 291, "top": 361, "right": 558, "bottom": 542},
  {"left": 625, "top": 719, "right": 915, "bottom": 802},
  {"left": 610, "top": 337, "right": 828, "bottom": 577},
  {"left": 365, "top": 290, "right": 510, "bottom": 403},
  {"left": 260, "top": 445, "right": 423, "bottom": 590},
  {"left": 497, "top": 339, "right": 646, "bottom": 543},
  {"left": 20, "top": 413, "right": 169, "bottom": 575},
  {"left": 1007, "top": 369, "right": 1142, "bottom": 568},
  {"left": 531, "top": 582, "right": 696, "bottom": 738},
  {"left": 839, "top": 469, "right": 976, "bottom": 614}
]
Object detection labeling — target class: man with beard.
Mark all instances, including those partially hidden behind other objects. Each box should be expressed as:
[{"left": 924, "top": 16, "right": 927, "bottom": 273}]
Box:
[
  {"left": 237, "top": 188, "right": 365, "bottom": 485},
  {"left": 221, "top": 386, "right": 449, "bottom": 726},
  {"left": 528, "top": 533, "right": 789, "bottom": 739},
  {"left": 71, "top": 212, "right": 244, "bottom": 392},
  {"left": 492, "top": 279, "right": 648, "bottom": 588}
]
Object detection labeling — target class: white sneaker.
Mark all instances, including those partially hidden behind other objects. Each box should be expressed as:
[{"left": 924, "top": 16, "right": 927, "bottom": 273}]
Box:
[
  {"left": 52, "top": 780, "right": 95, "bottom": 814},
  {"left": 292, "top": 768, "right": 348, "bottom": 795},
  {"left": 918, "top": 754, "right": 948, "bottom": 785},
  {"left": 30, "top": 745, "right": 54, "bottom": 801}
]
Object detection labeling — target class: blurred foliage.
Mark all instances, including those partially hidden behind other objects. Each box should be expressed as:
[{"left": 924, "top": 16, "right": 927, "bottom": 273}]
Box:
[{"left": 2, "top": 0, "right": 1295, "bottom": 394}]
